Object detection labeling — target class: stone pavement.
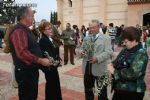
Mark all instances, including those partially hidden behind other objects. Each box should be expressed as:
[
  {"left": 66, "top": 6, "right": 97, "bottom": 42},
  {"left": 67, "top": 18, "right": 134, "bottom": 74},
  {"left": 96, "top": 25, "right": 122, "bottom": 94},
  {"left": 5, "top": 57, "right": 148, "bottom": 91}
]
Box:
[{"left": 0, "top": 46, "right": 150, "bottom": 100}]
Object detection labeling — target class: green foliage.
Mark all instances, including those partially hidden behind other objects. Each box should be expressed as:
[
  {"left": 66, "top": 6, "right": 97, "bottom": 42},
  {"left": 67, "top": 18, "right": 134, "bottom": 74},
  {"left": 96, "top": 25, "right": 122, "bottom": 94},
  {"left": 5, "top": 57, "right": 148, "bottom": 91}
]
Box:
[
  {"left": 50, "top": 11, "right": 57, "bottom": 25},
  {"left": 0, "top": 1, "right": 19, "bottom": 25}
]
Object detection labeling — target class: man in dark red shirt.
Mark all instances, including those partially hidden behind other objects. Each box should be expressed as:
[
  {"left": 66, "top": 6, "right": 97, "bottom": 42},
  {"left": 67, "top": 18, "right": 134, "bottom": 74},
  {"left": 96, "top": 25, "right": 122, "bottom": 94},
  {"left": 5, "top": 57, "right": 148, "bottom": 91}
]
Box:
[{"left": 9, "top": 7, "right": 52, "bottom": 100}]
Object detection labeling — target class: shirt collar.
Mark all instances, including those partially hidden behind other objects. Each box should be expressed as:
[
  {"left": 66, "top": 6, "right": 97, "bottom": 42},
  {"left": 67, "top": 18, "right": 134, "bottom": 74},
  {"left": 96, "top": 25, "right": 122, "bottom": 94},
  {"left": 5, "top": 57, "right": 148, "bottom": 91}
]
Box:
[
  {"left": 49, "top": 37, "right": 53, "bottom": 42},
  {"left": 93, "top": 32, "right": 100, "bottom": 38}
]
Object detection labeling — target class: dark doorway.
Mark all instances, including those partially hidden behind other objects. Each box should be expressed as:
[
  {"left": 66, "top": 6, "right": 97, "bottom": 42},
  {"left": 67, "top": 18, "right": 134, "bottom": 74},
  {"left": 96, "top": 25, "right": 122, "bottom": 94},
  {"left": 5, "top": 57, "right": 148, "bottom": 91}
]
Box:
[{"left": 143, "top": 13, "right": 150, "bottom": 26}]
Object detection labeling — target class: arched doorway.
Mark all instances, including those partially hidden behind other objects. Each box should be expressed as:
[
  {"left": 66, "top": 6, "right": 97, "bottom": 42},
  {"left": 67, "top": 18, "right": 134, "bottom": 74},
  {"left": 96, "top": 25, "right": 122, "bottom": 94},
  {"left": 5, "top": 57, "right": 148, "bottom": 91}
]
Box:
[{"left": 143, "top": 13, "right": 150, "bottom": 26}]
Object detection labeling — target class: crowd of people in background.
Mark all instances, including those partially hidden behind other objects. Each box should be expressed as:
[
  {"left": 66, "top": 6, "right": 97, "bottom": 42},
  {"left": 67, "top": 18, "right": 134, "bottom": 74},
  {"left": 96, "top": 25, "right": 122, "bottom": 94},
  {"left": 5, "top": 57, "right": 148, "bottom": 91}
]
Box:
[{"left": 1, "top": 17, "right": 150, "bottom": 55}]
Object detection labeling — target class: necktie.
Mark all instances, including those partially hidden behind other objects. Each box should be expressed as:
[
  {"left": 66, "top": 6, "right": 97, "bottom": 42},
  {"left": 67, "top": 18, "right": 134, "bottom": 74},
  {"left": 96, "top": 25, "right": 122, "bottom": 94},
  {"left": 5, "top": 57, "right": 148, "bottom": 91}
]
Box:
[{"left": 93, "top": 35, "right": 96, "bottom": 42}]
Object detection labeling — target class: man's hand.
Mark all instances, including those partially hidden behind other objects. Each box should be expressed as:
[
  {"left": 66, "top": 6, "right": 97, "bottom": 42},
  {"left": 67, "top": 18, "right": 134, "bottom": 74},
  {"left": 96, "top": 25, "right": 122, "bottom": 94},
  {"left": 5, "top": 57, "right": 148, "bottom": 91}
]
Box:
[
  {"left": 80, "top": 50, "right": 86, "bottom": 56},
  {"left": 37, "top": 58, "right": 53, "bottom": 67},
  {"left": 79, "top": 39, "right": 83, "bottom": 45},
  {"left": 70, "top": 37, "right": 73, "bottom": 40},
  {"left": 89, "top": 57, "right": 97, "bottom": 64}
]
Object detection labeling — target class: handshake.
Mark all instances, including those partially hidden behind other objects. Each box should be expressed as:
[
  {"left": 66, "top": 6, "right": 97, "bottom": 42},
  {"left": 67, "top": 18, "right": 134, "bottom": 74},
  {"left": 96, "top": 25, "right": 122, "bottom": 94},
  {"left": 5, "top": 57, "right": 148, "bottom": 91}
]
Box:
[{"left": 36, "top": 57, "right": 52, "bottom": 67}]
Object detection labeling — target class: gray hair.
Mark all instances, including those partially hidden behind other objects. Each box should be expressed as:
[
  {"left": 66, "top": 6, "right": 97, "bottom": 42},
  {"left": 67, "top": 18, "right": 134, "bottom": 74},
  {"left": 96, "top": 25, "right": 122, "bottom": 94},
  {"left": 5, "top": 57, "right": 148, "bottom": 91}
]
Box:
[
  {"left": 17, "top": 7, "right": 30, "bottom": 21},
  {"left": 89, "top": 19, "right": 100, "bottom": 26}
]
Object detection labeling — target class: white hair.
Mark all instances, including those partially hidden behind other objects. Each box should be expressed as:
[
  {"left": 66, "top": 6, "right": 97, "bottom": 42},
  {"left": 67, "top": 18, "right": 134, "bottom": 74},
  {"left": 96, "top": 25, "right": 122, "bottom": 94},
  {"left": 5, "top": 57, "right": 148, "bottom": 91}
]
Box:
[{"left": 89, "top": 19, "right": 100, "bottom": 26}]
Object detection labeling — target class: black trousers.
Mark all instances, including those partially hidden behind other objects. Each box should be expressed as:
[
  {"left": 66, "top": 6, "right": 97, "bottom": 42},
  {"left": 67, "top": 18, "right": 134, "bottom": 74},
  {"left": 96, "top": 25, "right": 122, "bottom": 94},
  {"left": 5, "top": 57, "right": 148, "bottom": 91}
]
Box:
[
  {"left": 40, "top": 67, "right": 62, "bottom": 100},
  {"left": 84, "top": 62, "right": 108, "bottom": 100},
  {"left": 15, "top": 67, "right": 39, "bottom": 100},
  {"left": 112, "top": 90, "right": 145, "bottom": 100}
]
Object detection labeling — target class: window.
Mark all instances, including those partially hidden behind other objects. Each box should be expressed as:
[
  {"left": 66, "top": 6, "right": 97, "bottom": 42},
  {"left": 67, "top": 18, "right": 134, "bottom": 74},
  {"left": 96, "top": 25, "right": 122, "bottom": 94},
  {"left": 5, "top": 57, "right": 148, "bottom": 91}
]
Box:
[{"left": 68, "top": 0, "right": 72, "bottom": 7}]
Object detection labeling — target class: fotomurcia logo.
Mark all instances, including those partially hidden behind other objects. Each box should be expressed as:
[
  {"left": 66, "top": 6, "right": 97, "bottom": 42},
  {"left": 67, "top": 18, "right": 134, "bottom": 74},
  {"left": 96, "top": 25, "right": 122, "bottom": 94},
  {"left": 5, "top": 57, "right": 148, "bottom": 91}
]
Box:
[{"left": 0, "top": 0, "right": 37, "bottom": 7}]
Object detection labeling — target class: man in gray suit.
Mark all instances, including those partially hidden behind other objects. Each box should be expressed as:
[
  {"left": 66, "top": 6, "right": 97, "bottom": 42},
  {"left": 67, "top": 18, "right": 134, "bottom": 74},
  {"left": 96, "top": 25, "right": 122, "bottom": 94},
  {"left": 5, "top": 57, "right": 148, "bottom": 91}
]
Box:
[{"left": 80, "top": 19, "right": 113, "bottom": 100}]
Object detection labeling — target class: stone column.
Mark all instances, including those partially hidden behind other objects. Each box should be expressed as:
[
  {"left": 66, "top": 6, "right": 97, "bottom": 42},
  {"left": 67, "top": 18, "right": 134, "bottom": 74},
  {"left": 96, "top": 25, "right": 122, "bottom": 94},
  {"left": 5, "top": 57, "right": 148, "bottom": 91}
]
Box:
[
  {"left": 57, "top": 0, "right": 64, "bottom": 29},
  {"left": 99, "top": 0, "right": 107, "bottom": 24},
  {"left": 77, "top": 0, "right": 83, "bottom": 28}
]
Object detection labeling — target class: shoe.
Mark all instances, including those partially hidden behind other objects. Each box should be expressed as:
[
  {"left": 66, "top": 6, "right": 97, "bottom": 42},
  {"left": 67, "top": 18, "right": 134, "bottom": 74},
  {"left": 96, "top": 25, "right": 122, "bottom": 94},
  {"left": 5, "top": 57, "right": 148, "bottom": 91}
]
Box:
[
  {"left": 64, "top": 63, "right": 67, "bottom": 65},
  {"left": 71, "top": 63, "right": 75, "bottom": 65}
]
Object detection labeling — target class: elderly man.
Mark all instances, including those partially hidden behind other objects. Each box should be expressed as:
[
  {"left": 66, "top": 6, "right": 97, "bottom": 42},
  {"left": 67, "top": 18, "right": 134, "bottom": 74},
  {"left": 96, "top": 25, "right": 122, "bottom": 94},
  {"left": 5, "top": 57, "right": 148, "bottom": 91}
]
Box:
[
  {"left": 9, "top": 7, "right": 52, "bottom": 100},
  {"left": 80, "top": 19, "right": 113, "bottom": 100}
]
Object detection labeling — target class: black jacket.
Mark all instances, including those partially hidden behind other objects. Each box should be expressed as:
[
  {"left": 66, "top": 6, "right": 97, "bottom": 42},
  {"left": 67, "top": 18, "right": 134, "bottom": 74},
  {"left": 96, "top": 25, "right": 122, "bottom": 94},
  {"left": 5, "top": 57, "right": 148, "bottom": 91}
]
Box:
[{"left": 39, "top": 35, "right": 59, "bottom": 61}]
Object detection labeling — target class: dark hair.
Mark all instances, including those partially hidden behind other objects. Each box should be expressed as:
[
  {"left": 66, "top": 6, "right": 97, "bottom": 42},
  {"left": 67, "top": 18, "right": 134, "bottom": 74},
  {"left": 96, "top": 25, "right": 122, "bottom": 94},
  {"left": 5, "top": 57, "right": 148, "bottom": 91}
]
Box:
[
  {"left": 17, "top": 7, "right": 30, "bottom": 21},
  {"left": 81, "top": 25, "right": 86, "bottom": 32},
  {"left": 66, "top": 23, "right": 71, "bottom": 26},
  {"left": 121, "top": 24, "right": 124, "bottom": 27},
  {"left": 121, "top": 26, "right": 141, "bottom": 42},
  {"left": 109, "top": 23, "right": 113, "bottom": 27},
  {"left": 56, "top": 21, "right": 61, "bottom": 25},
  {"left": 72, "top": 25, "right": 77, "bottom": 29},
  {"left": 100, "top": 23, "right": 103, "bottom": 26}
]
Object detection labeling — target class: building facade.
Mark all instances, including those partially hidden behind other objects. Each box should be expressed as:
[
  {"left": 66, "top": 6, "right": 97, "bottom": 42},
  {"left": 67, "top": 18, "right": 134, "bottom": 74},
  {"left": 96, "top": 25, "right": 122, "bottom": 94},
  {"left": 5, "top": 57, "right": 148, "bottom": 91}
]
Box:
[{"left": 57, "top": 0, "right": 150, "bottom": 29}]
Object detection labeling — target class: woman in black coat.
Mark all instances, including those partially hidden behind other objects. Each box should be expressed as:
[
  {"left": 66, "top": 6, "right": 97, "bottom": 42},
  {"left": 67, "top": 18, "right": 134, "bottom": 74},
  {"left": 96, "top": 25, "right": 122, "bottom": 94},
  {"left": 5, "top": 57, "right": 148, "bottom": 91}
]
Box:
[{"left": 38, "top": 21, "right": 62, "bottom": 100}]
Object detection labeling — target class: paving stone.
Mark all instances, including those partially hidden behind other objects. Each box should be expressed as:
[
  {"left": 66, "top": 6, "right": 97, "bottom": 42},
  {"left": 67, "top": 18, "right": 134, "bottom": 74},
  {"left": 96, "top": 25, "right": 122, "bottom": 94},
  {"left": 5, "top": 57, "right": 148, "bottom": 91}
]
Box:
[{"left": 0, "top": 47, "right": 150, "bottom": 100}]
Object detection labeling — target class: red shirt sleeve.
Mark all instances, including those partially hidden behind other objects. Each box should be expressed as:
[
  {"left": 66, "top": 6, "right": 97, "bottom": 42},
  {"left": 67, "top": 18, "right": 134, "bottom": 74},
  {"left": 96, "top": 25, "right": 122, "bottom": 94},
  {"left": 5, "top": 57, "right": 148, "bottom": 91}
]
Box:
[{"left": 10, "top": 29, "right": 38, "bottom": 65}]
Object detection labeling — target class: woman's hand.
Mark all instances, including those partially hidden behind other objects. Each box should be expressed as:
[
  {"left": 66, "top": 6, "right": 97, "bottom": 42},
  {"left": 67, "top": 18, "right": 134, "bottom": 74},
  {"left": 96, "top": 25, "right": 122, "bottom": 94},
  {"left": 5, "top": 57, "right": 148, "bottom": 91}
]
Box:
[
  {"left": 107, "top": 63, "right": 115, "bottom": 74},
  {"left": 89, "top": 57, "right": 97, "bottom": 64}
]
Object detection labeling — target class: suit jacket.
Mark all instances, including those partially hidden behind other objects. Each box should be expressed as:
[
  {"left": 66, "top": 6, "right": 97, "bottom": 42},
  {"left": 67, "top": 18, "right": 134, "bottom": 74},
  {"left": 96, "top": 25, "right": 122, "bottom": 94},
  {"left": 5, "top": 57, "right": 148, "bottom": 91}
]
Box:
[
  {"left": 61, "top": 29, "right": 76, "bottom": 46},
  {"left": 39, "top": 35, "right": 58, "bottom": 60},
  {"left": 82, "top": 33, "right": 113, "bottom": 76}
]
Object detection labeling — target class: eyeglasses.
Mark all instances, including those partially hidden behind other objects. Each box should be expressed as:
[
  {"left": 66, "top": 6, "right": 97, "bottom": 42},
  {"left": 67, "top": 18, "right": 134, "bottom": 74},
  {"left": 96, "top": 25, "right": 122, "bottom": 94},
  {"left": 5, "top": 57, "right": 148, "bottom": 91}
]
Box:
[
  {"left": 123, "top": 40, "right": 129, "bottom": 44},
  {"left": 45, "top": 28, "right": 53, "bottom": 32},
  {"left": 45, "top": 28, "right": 51, "bottom": 30}
]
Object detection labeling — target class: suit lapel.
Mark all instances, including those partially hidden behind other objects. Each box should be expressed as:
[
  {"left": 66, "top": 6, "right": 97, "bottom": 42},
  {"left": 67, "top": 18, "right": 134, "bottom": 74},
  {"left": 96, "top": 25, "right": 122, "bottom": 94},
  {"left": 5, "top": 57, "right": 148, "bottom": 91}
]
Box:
[
  {"left": 45, "top": 36, "right": 55, "bottom": 48},
  {"left": 94, "top": 33, "right": 103, "bottom": 43}
]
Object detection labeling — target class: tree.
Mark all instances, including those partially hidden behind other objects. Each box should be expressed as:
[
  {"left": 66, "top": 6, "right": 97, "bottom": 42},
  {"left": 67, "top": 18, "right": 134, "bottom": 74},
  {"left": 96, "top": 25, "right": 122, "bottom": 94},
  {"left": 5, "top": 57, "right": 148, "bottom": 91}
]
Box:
[
  {"left": 54, "top": 11, "right": 57, "bottom": 25},
  {"left": 50, "top": 12, "right": 53, "bottom": 24},
  {"left": 0, "top": 1, "right": 19, "bottom": 25},
  {"left": 50, "top": 11, "right": 57, "bottom": 25}
]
